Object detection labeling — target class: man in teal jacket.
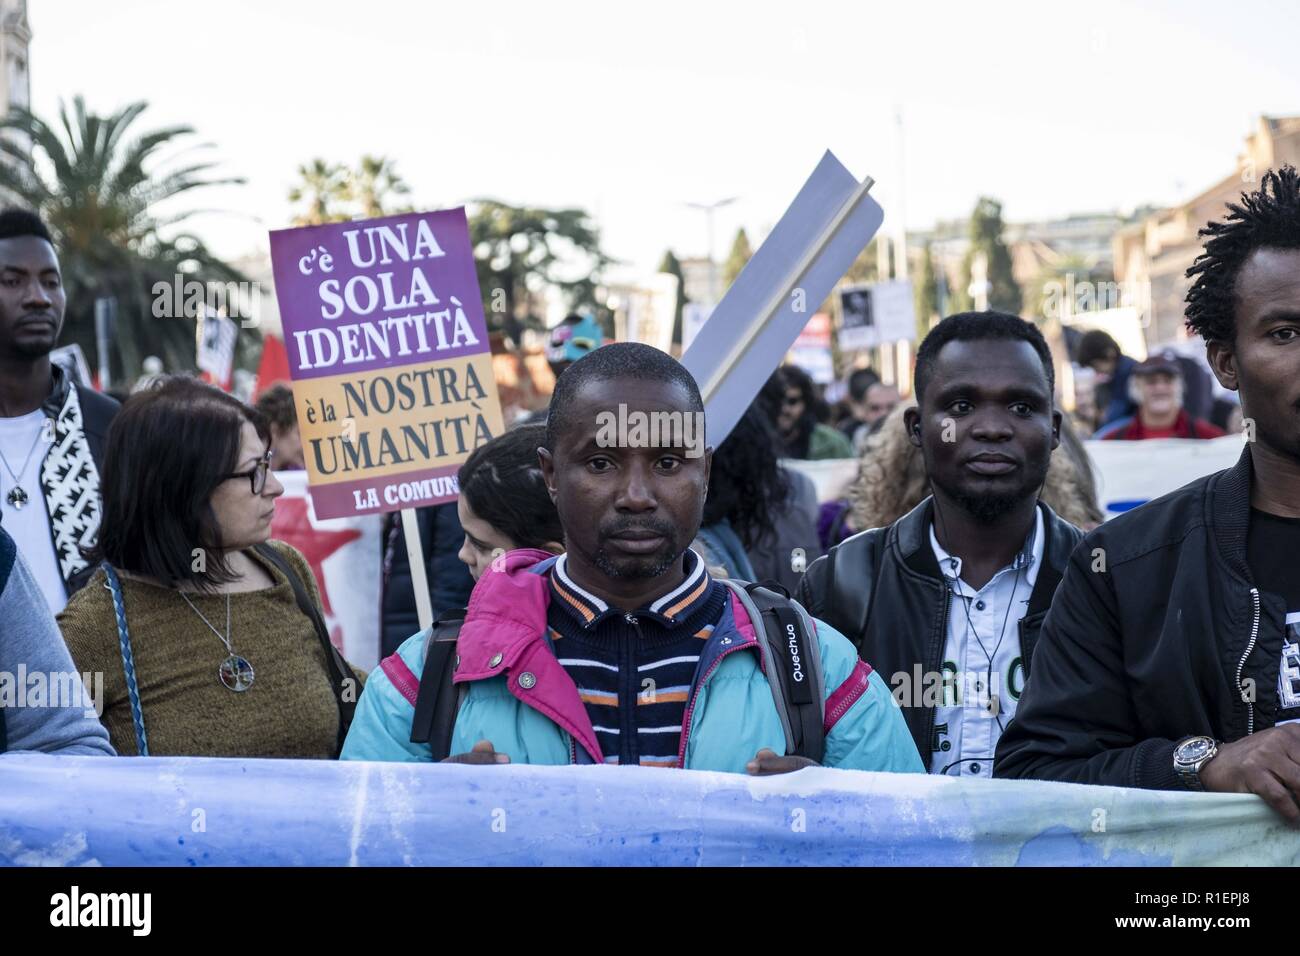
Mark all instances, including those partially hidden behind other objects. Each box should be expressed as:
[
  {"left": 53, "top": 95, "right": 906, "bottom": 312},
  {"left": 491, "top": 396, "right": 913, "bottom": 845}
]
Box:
[{"left": 342, "top": 344, "right": 921, "bottom": 775}]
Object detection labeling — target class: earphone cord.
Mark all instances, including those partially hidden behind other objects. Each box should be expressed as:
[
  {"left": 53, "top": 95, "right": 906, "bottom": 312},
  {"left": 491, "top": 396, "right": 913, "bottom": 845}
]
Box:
[{"left": 932, "top": 495, "right": 1029, "bottom": 735}]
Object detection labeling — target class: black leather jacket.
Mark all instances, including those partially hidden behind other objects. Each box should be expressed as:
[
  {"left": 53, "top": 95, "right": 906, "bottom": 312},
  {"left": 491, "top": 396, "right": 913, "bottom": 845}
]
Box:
[
  {"left": 797, "top": 497, "right": 1083, "bottom": 767},
  {"left": 994, "top": 447, "right": 1282, "bottom": 790}
]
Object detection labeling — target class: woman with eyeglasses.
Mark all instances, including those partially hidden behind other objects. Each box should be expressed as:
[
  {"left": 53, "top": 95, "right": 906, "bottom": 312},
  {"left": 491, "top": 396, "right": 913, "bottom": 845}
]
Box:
[{"left": 57, "top": 376, "right": 363, "bottom": 758}]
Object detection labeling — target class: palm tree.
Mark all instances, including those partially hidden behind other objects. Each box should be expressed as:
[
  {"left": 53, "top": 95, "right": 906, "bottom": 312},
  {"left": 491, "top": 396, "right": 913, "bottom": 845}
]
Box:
[
  {"left": 351, "top": 155, "right": 411, "bottom": 219},
  {"left": 0, "top": 96, "right": 250, "bottom": 381},
  {"left": 288, "top": 155, "right": 411, "bottom": 223},
  {"left": 287, "top": 158, "right": 351, "bottom": 225}
]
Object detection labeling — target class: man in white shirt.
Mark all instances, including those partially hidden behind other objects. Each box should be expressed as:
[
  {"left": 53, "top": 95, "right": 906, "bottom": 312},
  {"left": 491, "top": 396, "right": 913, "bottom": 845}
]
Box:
[
  {"left": 0, "top": 209, "right": 118, "bottom": 613},
  {"left": 798, "top": 312, "right": 1085, "bottom": 774}
]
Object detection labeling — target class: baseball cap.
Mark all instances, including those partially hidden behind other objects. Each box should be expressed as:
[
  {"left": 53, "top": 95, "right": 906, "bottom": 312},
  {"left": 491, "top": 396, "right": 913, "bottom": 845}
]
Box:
[{"left": 1133, "top": 349, "right": 1182, "bottom": 377}]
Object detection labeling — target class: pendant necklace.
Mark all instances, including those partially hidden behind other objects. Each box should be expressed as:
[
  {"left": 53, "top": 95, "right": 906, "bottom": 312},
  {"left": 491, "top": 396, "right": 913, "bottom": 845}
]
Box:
[
  {"left": 180, "top": 591, "right": 255, "bottom": 692},
  {"left": 0, "top": 422, "right": 47, "bottom": 510}
]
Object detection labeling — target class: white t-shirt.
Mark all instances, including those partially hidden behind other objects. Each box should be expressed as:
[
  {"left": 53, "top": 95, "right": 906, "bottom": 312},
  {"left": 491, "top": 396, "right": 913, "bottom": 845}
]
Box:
[
  {"left": 0, "top": 409, "right": 66, "bottom": 613},
  {"left": 927, "top": 505, "right": 1044, "bottom": 777}
]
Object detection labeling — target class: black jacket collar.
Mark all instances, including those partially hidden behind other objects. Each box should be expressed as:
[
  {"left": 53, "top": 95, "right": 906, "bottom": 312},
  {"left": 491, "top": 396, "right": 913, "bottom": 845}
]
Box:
[
  {"left": 41, "top": 362, "right": 72, "bottom": 419},
  {"left": 1210, "top": 445, "right": 1255, "bottom": 584},
  {"left": 893, "top": 495, "right": 1077, "bottom": 617}
]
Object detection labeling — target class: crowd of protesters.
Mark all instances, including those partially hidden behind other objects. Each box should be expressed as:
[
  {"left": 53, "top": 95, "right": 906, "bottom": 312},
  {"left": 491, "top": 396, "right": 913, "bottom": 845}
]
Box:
[{"left": 0, "top": 165, "right": 1296, "bottom": 820}]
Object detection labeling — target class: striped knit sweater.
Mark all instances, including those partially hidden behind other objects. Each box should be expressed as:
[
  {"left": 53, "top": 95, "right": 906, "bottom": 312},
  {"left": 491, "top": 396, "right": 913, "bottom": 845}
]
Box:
[{"left": 547, "top": 550, "right": 725, "bottom": 766}]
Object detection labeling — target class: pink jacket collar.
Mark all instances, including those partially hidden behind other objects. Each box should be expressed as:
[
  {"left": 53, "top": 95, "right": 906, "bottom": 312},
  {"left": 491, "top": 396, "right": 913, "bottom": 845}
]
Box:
[
  {"left": 452, "top": 549, "right": 765, "bottom": 766},
  {"left": 452, "top": 549, "right": 604, "bottom": 762}
]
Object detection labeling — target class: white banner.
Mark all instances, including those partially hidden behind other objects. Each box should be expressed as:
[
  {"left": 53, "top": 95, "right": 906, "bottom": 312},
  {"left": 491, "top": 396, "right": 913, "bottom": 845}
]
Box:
[
  {"left": 268, "top": 469, "right": 384, "bottom": 671},
  {"left": 4, "top": 755, "right": 1292, "bottom": 866},
  {"left": 787, "top": 435, "right": 1246, "bottom": 517}
]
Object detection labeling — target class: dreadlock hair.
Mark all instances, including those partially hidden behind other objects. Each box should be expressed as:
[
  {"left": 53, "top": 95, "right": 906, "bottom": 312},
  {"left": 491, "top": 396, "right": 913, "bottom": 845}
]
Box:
[{"left": 1185, "top": 165, "right": 1300, "bottom": 343}]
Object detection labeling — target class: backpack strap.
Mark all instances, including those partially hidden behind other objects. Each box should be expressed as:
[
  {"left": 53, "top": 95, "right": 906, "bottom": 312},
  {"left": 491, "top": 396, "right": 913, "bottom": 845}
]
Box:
[
  {"left": 718, "top": 578, "right": 825, "bottom": 763},
  {"left": 254, "top": 543, "right": 359, "bottom": 755},
  {"left": 408, "top": 610, "right": 466, "bottom": 759},
  {"left": 826, "top": 529, "right": 885, "bottom": 655},
  {"left": 102, "top": 563, "right": 149, "bottom": 757}
]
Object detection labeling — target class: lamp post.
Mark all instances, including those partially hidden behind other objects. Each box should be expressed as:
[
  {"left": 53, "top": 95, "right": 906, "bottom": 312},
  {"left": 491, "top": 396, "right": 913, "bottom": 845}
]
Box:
[{"left": 685, "top": 196, "right": 737, "bottom": 303}]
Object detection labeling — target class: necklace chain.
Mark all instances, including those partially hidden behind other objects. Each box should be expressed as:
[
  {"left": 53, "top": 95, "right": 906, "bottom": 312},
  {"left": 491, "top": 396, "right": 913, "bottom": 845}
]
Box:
[
  {"left": 179, "top": 591, "right": 235, "bottom": 656},
  {"left": 0, "top": 420, "right": 47, "bottom": 484}
]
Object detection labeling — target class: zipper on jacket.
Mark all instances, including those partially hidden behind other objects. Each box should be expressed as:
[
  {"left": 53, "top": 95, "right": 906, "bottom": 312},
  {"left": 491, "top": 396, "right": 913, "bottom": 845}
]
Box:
[
  {"left": 1236, "top": 587, "right": 1261, "bottom": 736},
  {"left": 676, "top": 642, "right": 751, "bottom": 768},
  {"left": 622, "top": 613, "right": 641, "bottom": 765}
]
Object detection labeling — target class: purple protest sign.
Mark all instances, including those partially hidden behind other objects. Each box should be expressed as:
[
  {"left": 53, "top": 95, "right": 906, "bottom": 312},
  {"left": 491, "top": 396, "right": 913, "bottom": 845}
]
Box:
[{"left": 268, "top": 208, "right": 505, "bottom": 519}]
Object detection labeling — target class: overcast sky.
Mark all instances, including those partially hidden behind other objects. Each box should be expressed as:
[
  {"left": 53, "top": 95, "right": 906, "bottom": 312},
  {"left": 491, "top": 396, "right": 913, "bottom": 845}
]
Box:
[{"left": 31, "top": 0, "right": 1300, "bottom": 279}]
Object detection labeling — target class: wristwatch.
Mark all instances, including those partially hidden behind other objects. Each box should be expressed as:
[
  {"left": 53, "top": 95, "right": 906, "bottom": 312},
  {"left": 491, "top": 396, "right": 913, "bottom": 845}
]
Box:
[{"left": 1173, "top": 735, "right": 1219, "bottom": 791}]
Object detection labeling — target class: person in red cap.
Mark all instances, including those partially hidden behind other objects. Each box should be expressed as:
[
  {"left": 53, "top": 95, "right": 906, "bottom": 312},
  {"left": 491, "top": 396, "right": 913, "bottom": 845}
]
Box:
[{"left": 1092, "top": 349, "right": 1225, "bottom": 440}]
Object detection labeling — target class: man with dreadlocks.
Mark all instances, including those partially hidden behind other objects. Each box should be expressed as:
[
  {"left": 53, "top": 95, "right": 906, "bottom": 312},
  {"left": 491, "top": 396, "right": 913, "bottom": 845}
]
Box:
[{"left": 995, "top": 167, "right": 1300, "bottom": 821}]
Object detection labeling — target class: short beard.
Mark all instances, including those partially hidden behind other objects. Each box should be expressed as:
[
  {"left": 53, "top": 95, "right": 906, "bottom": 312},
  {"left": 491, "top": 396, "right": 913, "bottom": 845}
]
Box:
[
  {"left": 949, "top": 489, "right": 1025, "bottom": 524},
  {"left": 9, "top": 338, "right": 55, "bottom": 360},
  {"left": 934, "top": 461, "right": 1049, "bottom": 525},
  {"left": 592, "top": 541, "right": 681, "bottom": 580}
]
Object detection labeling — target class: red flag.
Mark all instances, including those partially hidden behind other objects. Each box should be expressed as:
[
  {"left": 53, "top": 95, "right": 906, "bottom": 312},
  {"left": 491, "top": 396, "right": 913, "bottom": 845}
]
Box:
[{"left": 253, "top": 333, "right": 292, "bottom": 401}]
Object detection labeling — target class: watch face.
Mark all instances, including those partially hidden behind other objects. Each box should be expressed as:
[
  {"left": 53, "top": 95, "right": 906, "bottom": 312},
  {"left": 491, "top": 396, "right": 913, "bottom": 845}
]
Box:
[{"left": 1178, "top": 738, "right": 1213, "bottom": 763}]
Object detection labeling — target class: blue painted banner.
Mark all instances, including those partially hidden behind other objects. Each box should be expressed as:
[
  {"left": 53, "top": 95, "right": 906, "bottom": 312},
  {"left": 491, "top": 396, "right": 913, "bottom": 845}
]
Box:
[{"left": 0, "top": 755, "right": 1292, "bottom": 866}]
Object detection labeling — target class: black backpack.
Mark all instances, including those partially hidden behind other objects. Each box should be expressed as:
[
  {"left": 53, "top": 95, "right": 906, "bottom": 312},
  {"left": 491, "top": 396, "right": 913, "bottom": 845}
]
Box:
[{"left": 409, "top": 578, "right": 826, "bottom": 764}]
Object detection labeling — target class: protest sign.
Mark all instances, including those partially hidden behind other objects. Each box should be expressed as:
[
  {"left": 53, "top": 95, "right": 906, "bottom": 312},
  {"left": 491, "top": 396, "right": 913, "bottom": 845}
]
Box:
[
  {"left": 196, "top": 309, "right": 238, "bottom": 389},
  {"left": 681, "top": 151, "right": 884, "bottom": 447},
  {"left": 268, "top": 209, "right": 504, "bottom": 521},
  {"left": 787, "top": 311, "right": 834, "bottom": 384},
  {"left": 838, "top": 278, "right": 915, "bottom": 352},
  {"left": 619, "top": 273, "right": 678, "bottom": 353}
]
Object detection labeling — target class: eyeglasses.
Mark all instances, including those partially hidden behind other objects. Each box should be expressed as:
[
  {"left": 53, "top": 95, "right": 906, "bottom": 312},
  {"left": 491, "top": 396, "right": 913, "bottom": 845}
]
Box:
[{"left": 223, "top": 450, "right": 273, "bottom": 495}]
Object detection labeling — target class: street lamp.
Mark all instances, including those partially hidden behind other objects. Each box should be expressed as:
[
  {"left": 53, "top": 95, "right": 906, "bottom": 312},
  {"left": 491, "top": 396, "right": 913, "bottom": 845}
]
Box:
[{"left": 685, "top": 196, "right": 737, "bottom": 303}]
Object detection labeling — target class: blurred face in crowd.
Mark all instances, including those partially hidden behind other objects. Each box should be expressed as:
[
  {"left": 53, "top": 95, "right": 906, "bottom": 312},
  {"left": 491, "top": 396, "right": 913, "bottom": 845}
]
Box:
[
  {"left": 1087, "top": 349, "right": 1118, "bottom": 379},
  {"left": 540, "top": 377, "right": 710, "bottom": 585},
  {"left": 861, "top": 383, "right": 900, "bottom": 425},
  {"left": 0, "top": 236, "right": 65, "bottom": 360},
  {"left": 270, "top": 422, "right": 306, "bottom": 471},
  {"left": 456, "top": 497, "right": 518, "bottom": 581},
  {"left": 906, "top": 339, "right": 1060, "bottom": 523},
  {"left": 1208, "top": 247, "right": 1300, "bottom": 461},
  {"left": 1134, "top": 370, "right": 1182, "bottom": 421},
  {"left": 209, "top": 420, "right": 284, "bottom": 552},
  {"left": 776, "top": 386, "right": 805, "bottom": 435}
]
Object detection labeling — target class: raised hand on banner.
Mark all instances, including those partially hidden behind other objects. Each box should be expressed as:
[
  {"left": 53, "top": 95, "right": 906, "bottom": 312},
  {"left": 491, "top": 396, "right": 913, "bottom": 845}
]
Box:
[
  {"left": 1199, "top": 725, "right": 1300, "bottom": 822},
  {"left": 442, "top": 739, "right": 510, "bottom": 765},
  {"left": 746, "top": 747, "right": 818, "bottom": 775}
]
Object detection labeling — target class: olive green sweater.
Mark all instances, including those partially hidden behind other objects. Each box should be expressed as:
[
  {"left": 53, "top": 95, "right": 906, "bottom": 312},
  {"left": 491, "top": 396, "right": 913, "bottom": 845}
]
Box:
[{"left": 59, "top": 541, "right": 364, "bottom": 758}]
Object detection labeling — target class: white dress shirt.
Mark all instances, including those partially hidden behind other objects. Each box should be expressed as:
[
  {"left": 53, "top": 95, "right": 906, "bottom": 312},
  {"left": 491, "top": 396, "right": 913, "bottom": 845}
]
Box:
[{"left": 928, "top": 505, "right": 1043, "bottom": 776}]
